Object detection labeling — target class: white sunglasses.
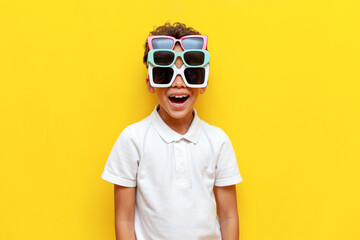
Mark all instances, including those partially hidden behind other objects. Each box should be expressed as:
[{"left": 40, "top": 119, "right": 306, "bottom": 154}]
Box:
[{"left": 148, "top": 63, "right": 209, "bottom": 88}]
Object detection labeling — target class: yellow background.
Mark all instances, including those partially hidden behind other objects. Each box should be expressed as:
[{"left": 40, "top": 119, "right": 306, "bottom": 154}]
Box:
[{"left": 1, "top": 0, "right": 359, "bottom": 239}]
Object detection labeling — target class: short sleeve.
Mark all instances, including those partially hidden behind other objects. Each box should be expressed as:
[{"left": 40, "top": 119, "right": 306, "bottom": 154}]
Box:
[
  {"left": 101, "top": 127, "right": 140, "bottom": 187},
  {"left": 214, "top": 129, "right": 243, "bottom": 187}
]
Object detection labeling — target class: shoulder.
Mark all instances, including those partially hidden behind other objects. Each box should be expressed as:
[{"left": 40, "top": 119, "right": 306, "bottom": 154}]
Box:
[
  {"left": 112, "top": 114, "right": 153, "bottom": 149},
  {"left": 121, "top": 114, "right": 152, "bottom": 137},
  {"left": 127, "top": 113, "right": 153, "bottom": 130},
  {"left": 199, "top": 119, "right": 231, "bottom": 144}
]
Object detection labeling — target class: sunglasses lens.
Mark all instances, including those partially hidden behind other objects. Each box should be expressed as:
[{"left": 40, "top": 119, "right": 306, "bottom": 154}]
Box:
[
  {"left": 153, "top": 67, "right": 174, "bottom": 84},
  {"left": 152, "top": 38, "right": 174, "bottom": 49},
  {"left": 153, "top": 51, "right": 175, "bottom": 66},
  {"left": 182, "top": 38, "right": 204, "bottom": 49},
  {"left": 184, "top": 51, "right": 205, "bottom": 66},
  {"left": 184, "top": 68, "right": 205, "bottom": 85}
]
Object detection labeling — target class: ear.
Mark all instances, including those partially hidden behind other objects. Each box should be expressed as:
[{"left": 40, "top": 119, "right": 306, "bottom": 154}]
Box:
[
  {"left": 200, "top": 79, "right": 208, "bottom": 94},
  {"left": 200, "top": 86, "right": 207, "bottom": 94},
  {"left": 146, "top": 77, "right": 155, "bottom": 93}
]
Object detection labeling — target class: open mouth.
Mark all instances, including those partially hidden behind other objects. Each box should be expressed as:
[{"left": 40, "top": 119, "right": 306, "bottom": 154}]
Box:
[{"left": 169, "top": 95, "right": 189, "bottom": 104}]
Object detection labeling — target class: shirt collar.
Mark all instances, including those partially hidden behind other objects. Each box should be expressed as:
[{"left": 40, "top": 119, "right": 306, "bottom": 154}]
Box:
[{"left": 150, "top": 105, "right": 201, "bottom": 144}]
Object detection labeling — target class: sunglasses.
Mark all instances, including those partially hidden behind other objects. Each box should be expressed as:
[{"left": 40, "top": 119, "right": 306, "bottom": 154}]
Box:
[
  {"left": 148, "top": 63, "right": 209, "bottom": 88},
  {"left": 148, "top": 49, "right": 210, "bottom": 68},
  {"left": 147, "top": 35, "right": 208, "bottom": 50}
]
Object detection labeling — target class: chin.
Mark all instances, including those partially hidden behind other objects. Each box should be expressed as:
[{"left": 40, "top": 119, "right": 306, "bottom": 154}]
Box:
[
  {"left": 169, "top": 109, "right": 193, "bottom": 119},
  {"left": 159, "top": 102, "right": 194, "bottom": 121}
]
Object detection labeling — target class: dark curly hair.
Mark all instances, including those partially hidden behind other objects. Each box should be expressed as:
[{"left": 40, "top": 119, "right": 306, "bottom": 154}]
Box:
[{"left": 143, "top": 22, "right": 201, "bottom": 65}]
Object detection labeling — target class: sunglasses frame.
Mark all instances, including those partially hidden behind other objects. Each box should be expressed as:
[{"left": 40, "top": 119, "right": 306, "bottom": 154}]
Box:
[
  {"left": 148, "top": 49, "right": 210, "bottom": 68},
  {"left": 147, "top": 35, "right": 208, "bottom": 50},
  {"left": 148, "top": 63, "right": 209, "bottom": 88}
]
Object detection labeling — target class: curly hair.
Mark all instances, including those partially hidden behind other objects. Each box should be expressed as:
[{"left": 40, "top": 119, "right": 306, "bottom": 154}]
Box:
[{"left": 143, "top": 22, "right": 201, "bottom": 65}]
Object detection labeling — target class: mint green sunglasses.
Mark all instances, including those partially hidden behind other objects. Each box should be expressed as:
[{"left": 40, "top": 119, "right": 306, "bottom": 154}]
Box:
[{"left": 147, "top": 49, "right": 210, "bottom": 68}]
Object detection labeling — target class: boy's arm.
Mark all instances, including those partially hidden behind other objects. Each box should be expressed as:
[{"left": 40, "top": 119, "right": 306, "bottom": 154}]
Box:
[
  {"left": 114, "top": 184, "right": 136, "bottom": 240},
  {"left": 216, "top": 185, "right": 239, "bottom": 240}
]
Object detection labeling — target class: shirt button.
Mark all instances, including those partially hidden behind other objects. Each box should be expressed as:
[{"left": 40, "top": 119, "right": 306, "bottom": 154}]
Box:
[
  {"left": 176, "top": 152, "right": 182, "bottom": 158},
  {"left": 178, "top": 164, "right": 184, "bottom": 172}
]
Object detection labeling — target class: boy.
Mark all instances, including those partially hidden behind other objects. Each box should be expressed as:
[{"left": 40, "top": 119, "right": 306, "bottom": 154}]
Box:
[{"left": 101, "top": 22, "right": 243, "bottom": 240}]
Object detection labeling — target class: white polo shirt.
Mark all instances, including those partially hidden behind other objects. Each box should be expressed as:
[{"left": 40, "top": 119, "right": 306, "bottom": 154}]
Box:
[{"left": 101, "top": 106, "right": 242, "bottom": 240}]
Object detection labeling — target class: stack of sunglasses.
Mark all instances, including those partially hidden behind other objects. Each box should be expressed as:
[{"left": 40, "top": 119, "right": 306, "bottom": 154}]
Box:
[{"left": 147, "top": 35, "right": 210, "bottom": 88}]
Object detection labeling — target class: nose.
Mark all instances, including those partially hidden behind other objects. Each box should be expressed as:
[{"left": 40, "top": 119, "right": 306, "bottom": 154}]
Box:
[
  {"left": 172, "top": 44, "right": 186, "bottom": 88},
  {"left": 174, "top": 54, "right": 183, "bottom": 69},
  {"left": 174, "top": 43, "right": 184, "bottom": 69},
  {"left": 171, "top": 72, "right": 186, "bottom": 88}
]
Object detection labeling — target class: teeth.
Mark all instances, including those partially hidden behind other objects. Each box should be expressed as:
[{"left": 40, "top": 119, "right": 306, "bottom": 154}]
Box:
[{"left": 171, "top": 95, "right": 188, "bottom": 98}]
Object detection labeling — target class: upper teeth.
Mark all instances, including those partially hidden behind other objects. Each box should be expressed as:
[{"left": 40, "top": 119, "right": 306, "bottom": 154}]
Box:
[{"left": 172, "top": 95, "right": 187, "bottom": 98}]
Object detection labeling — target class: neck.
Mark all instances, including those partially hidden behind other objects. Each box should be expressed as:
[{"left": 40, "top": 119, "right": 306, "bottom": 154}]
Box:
[{"left": 157, "top": 107, "right": 194, "bottom": 135}]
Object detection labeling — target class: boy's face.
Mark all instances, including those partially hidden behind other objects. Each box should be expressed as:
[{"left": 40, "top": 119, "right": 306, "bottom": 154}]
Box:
[{"left": 146, "top": 44, "right": 207, "bottom": 122}]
